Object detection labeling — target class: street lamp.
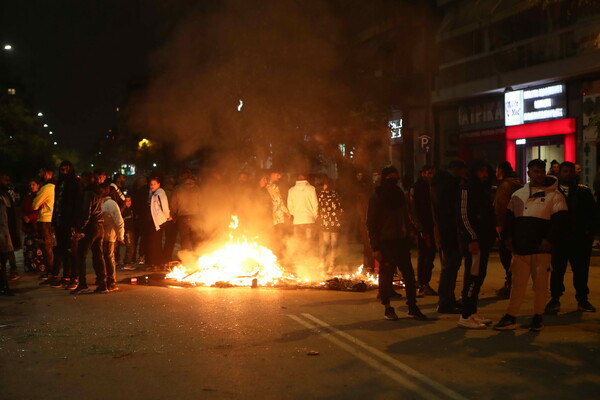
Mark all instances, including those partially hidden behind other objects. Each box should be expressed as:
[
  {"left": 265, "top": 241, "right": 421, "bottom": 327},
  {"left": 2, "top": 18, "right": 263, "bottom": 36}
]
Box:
[
  {"left": 43, "top": 124, "right": 48, "bottom": 128},
  {"left": 37, "top": 112, "right": 43, "bottom": 117},
  {"left": 3, "top": 44, "right": 12, "bottom": 50}
]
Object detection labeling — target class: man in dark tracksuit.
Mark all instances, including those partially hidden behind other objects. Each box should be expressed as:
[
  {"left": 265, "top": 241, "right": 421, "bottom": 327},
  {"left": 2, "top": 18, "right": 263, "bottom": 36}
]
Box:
[
  {"left": 408, "top": 165, "right": 437, "bottom": 296},
  {"left": 367, "top": 166, "right": 426, "bottom": 321},
  {"left": 457, "top": 161, "right": 496, "bottom": 329},
  {"left": 431, "top": 160, "right": 467, "bottom": 313},
  {"left": 546, "top": 162, "right": 599, "bottom": 313},
  {"left": 70, "top": 179, "right": 106, "bottom": 295}
]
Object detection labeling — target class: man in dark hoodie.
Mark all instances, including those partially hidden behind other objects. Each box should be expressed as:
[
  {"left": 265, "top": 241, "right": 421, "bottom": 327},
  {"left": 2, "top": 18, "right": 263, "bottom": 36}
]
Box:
[
  {"left": 494, "top": 159, "right": 568, "bottom": 331},
  {"left": 408, "top": 164, "right": 437, "bottom": 296},
  {"left": 367, "top": 166, "right": 426, "bottom": 321},
  {"left": 457, "top": 161, "right": 496, "bottom": 329},
  {"left": 70, "top": 173, "right": 106, "bottom": 295},
  {"left": 546, "top": 161, "right": 598, "bottom": 314},
  {"left": 493, "top": 161, "right": 523, "bottom": 298},
  {"left": 50, "top": 161, "right": 83, "bottom": 290},
  {"left": 431, "top": 160, "right": 467, "bottom": 313}
]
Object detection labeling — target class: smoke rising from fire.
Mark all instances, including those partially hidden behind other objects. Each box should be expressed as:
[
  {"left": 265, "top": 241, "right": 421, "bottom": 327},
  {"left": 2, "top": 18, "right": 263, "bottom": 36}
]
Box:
[{"left": 129, "top": 0, "right": 361, "bottom": 169}]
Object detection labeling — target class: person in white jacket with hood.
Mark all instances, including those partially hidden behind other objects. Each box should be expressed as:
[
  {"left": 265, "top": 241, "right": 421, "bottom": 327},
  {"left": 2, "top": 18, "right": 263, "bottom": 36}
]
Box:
[
  {"left": 287, "top": 173, "right": 318, "bottom": 253},
  {"left": 100, "top": 182, "right": 124, "bottom": 292},
  {"left": 147, "top": 177, "right": 171, "bottom": 269}
]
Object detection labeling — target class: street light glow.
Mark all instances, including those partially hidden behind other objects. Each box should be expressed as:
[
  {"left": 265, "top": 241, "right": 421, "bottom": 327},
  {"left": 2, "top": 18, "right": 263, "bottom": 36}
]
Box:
[
  {"left": 49, "top": 131, "right": 53, "bottom": 135},
  {"left": 53, "top": 142, "right": 57, "bottom": 145},
  {"left": 3, "top": 44, "right": 12, "bottom": 50},
  {"left": 43, "top": 124, "right": 48, "bottom": 128},
  {"left": 37, "top": 112, "right": 43, "bottom": 117}
]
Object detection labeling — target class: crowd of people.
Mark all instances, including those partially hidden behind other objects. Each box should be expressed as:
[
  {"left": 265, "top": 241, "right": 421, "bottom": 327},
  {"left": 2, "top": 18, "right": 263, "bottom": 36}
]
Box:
[{"left": 0, "top": 157, "right": 598, "bottom": 332}]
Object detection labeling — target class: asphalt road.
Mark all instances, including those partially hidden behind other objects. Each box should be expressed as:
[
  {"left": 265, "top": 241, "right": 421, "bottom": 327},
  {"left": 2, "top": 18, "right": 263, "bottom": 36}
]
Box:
[{"left": 1, "top": 250, "right": 598, "bottom": 400}]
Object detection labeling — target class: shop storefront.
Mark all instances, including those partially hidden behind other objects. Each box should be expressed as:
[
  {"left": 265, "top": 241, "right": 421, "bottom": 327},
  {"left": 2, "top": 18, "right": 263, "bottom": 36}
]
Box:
[{"left": 504, "top": 82, "right": 575, "bottom": 181}]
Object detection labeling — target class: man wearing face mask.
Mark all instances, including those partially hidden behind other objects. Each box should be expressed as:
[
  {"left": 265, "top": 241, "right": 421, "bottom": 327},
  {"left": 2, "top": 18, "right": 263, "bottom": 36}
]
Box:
[{"left": 367, "top": 166, "right": 426, "bottom": 321}]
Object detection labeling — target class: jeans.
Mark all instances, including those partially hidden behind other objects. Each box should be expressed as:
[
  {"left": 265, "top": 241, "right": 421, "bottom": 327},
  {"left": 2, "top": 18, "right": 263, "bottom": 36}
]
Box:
[
  {"left": 55, "top": 224, "right": 78, "bottom": 280},
  {"left": 103, "top": 241, "right": 117, "bottom": 287},
  {"left": 437, "top": 239, "right": 464, "bottom": 308},
  {"left": 123, "top": 229, "right": 136, "bottom": 264},
  {"left": 378, "top": 238, "right": 417, "bottom": 308},
  {"left": 163, "top": 220, "right": 177, "bottom": 262},
  {"left": 320, "top": 231, "right": 339, "bottom": 268},
  {"left": 147, "top": 222, "right": 164, "bottom": 266},
  {"left": 417, "top": 232, "right": 436, "bottom": 286},
  {"left": 77, "top": 223, "right": 105, "bottom": 286},
  {"left": 551, "top": 238, "right": 592, "bottom": 302},
  {"left": 39, "top": 222, "right": 54, "bottom": 275},
  {"left": 461, "top": 246, "right": 490, "bottom": 318}
]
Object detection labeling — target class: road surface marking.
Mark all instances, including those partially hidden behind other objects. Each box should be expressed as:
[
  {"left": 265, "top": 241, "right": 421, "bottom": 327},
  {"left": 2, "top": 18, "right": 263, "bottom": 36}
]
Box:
[
  {"left": 288, "top": 314, "right": 453, "bottom": 400},
  {"left": 300, "top": 313, "right": 468, "bottom": 400}
]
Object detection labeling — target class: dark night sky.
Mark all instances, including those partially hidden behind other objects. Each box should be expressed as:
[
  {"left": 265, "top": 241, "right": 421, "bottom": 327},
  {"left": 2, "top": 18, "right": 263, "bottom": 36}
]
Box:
[{"left": 1, "top": 0, "right": 165, "bottom": 152}]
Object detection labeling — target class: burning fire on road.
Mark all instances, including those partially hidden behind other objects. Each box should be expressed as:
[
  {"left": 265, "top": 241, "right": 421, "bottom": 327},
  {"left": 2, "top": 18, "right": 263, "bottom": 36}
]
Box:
[{"left": 164, "top": 216, "right": 379, "bottom": 291}]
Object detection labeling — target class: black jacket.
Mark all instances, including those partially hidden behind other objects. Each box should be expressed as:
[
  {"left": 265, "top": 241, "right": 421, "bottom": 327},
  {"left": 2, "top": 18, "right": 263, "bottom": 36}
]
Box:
[
  {"left": 431, "top": 170, "right": 462, "bottom": 247},
  {"left": 53, "top": 174, "right": 82, "bottom": 228},
  {"left": 558, "top": 183, "right": 598, "bottom": 240},
  {"left": 458, "top": 173, "right": 496, "bottom": 248},
  {"left": 408, "top": 178, "right": 434, "bottom": 233},
  {"left": 366, "top": 182, "right": 412, "bottom": 252},
  {"left": 76, "top": 184, "right": 104, "bottom": 231}
]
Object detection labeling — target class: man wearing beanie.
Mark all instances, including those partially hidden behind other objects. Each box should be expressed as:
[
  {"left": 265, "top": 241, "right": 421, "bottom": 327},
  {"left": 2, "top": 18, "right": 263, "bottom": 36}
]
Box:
[{"left": 367, "top": 166, "right": 426, "bottom": 320}]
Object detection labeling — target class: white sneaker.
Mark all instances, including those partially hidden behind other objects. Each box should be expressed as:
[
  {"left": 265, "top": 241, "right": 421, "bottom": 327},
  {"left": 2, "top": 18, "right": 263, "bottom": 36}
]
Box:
[
  {"left": 472, "top": 313, "right": 492, "bottom": 325},
  {"left": 457, "top": 315, "right": 486, "bottom": 329}
]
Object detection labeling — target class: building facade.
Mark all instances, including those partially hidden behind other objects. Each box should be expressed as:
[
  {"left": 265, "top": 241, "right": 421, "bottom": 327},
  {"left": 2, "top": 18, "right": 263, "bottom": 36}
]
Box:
[{"left": 432, "top": 0, "right": 600, "bottom": 186}]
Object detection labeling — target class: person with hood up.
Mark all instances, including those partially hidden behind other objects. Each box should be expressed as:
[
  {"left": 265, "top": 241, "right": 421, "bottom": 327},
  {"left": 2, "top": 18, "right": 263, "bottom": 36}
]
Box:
[
  {"left": 457, "top": 160, "right": 496, "bottom": 329},
  {"left": 493, "top": 161, "right": 523, "bottom": 298},
  {"left": 367, "top": 166, "right": 426, "bottom": 321},
  {"left": 494, "top": 159, "right": 568, "bottom": 331}
]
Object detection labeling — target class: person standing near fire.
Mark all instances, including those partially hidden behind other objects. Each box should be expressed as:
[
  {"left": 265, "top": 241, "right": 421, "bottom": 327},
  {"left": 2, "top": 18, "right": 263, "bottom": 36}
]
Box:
[
  {"left": 146, "top": 177, "right": 171, "bottom": 270},
  {"left": 317, "top": 177, "right": 343, "bottom": 274},
  {"left": 367, "top": 166, "right": 426, "bottom": 321},
  {"left": 408, "top": 164, "right": 437, "bottom": 297},
  {"left": 287, "top": 172, "right": 318, "bottom": 256}
]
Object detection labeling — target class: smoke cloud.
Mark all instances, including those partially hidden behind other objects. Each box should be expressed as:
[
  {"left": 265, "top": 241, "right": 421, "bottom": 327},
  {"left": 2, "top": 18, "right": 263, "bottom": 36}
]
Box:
[{"left": 129, "top": 0, "right": 360, "bottom": 170}]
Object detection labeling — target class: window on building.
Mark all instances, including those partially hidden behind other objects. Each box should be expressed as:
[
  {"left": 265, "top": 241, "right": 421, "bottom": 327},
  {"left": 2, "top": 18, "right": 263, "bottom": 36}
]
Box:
[{"left": 7, "top": 88, "right": 16, "bottom": 95}]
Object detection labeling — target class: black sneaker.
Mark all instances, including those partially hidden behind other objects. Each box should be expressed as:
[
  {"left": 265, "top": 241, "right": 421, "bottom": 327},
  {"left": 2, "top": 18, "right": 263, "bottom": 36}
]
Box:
[
  {"left": 0, "top": 287, "right": 15, "bottom": 296},
  {"left": 544, "top": 298, "right": 561, "bottom": 315},
  {"left": 39, "top": 276, "right": 58, "bottom": 286},
  {"left": 493, "top": 314, "right": 517, "bottom": 330},
  {"left": 420, "top": 284, "right": 437, "bottom": 296},
  {"left": 577, "top": 301, "right": 596, "bottom": 312},
  {"left": 384, "top": 307, "right": 399, "bottom": 320},
  {"left": 94, "top": 285, "right": 109, "bottom": 294},
  {"left": 495, "top": 284, "right": 511, "bottom": 299},
  {"left": 70, "top": 285, "right": 90, "bottom": 295},
  {"left": 66, "top": 280, "right": 79, "bottom": 290},
  {"left": 407, "top": 306, "right": 428, "bottom": 321},
  {"left": 51, "top": 279, "right": 68, "bottom": 288},
  {"left": 530, "top": 314, "right": 543, "bottom": 331},
  {"left": 107, "top": 284, "right": 119, "bottom": 293},
  {"left": 436, "top": 305, "right": 462, "bottom": 314}
]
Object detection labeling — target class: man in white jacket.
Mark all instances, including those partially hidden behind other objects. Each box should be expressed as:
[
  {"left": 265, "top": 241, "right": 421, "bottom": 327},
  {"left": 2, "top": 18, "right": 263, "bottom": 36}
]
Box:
[
  {"left": 100, "top": 183, "right": 124, "bottom": 292},
  {"left": 287, "top": 173, "right": 318, "bottom": 250}
]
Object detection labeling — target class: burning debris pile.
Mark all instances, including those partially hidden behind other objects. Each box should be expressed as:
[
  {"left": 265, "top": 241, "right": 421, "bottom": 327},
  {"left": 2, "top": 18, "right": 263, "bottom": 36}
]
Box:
[{"left": 162, "top": 216, "right": 379, "bottom": 291}]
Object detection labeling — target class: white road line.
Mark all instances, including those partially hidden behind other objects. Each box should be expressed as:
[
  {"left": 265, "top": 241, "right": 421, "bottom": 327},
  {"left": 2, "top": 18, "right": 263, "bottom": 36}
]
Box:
[
  {"left": 301, "top": 313, "right": 469, "bottom": 400},
  {"left": 288, "top": 314, "right": 445, "bottom": 400}
]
